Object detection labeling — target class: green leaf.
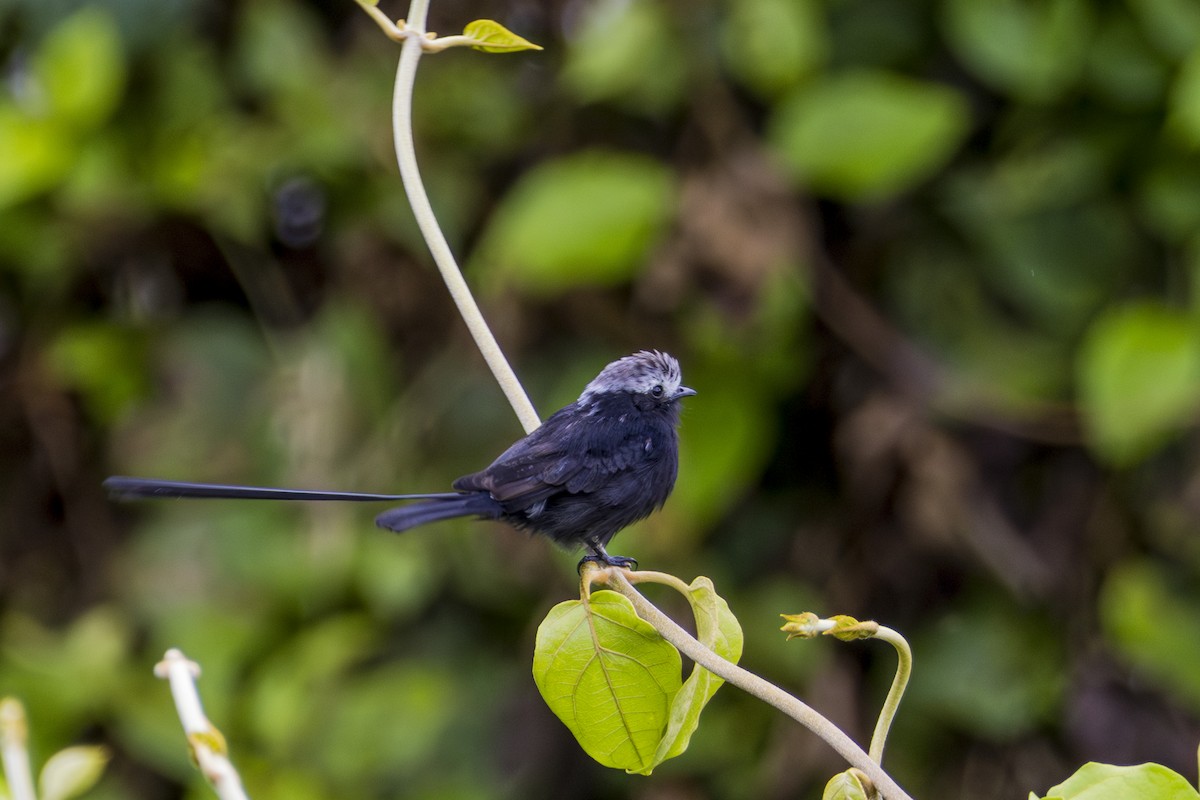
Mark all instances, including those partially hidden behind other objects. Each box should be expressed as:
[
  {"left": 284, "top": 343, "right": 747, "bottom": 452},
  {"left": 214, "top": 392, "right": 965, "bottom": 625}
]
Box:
[
  {"left": 532, "top": 591, "right": 682, "bottom": 773},
  {"left": 319, "top": 663, "right": 456, "bottom": 779},
  {"left": 638, "top": 577, "right": 744, "bottom": 772},
  {"left": 668, "top": 357, "right": 778, "bottom": 534},
  {"left": 0, "top": 111, "right": 73, "bottom": 209},
  {"left": 908, "top": 591, "right": 1065, "bottom": 738},
  {"left": 1168, "top": 47, "right": 1200, "bottom": 148},
  {"left": 1076, "top": 303, "right": 1200, "bottom": 465},
  {"left": 1127, "top": 0, "right": 1200, "bottom": 60},
  {"left": 1100, "top": 559, "right": 1200, "bottom": 713},
  {"left": 0, "top": 4, "right": 125, "bottom": 208},
  {"left": 235, "top": 0, "right": 330, "bottom": 97},
  {"left": 824, "top": 770, "right": 871, "bottom": 800},
  {"left": 721, "top": 0, "right": 828, "bottom": 98},
  {"left": 475, "top": 151, "right": 675, "bottom": 295},
  {"left": 46, "top": 322, "right": 150, "bottom": 424},
  {"left": 941, "top": 0, "right": 1093, "bottom": 102},
  {"left": 1087, "top": 15, "right": 1171, "bottom": 110},
  {"left": 248, "top": 614, "right": 379, "bottom": 752},
  {"left": 462, "top": 19, "right": 542, "bottom": 53},
  {"left": 39, "top": 746, "right": 110, "bottom": 800},
  {"left": 1137, "top": 160, "right": 1200, "bottom": 244},
  {"left": 1041, "top": 762, "right": 1200, "bottom": 800},
  {"left": 561, "top": 0, "right": 687, "bottom": 114},
  {"left": 33, "top": 7, "right": 126, "bottom": 129},
  {"left": 767, "top": 70, "right": 969, "bottom": 201}
]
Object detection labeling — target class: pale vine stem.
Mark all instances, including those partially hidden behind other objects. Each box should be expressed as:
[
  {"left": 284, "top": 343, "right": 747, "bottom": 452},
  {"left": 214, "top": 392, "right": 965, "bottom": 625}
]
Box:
[
  {"left": 869, "top": 626, "right": 911, "bottom": 765},
  {"left": 154, "top": 649, "right": 250, "bottom": 800},
  {"left": 603, "top": 570, "right": 916, "bottom": 800},
  {"left": 0, "top": 698, "right": 37, "bottom": 800},
  {"left": 380, "top": 1, "right": 913, "bottom": 797},
  {"left": 389, "top": 0, "right": 541, "bottom": 435}
]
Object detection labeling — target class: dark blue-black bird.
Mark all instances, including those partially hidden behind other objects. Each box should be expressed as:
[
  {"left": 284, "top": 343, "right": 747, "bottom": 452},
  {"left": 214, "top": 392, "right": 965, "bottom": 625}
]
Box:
[{"left": 105, "top": 351, "right": 695, "bottom": 567}]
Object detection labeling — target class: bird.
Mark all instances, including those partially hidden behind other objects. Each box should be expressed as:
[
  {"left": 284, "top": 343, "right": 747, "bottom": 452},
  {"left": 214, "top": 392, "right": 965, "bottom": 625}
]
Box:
[{"left": 104, "top": 350, "right": 696, "bottom": 569}]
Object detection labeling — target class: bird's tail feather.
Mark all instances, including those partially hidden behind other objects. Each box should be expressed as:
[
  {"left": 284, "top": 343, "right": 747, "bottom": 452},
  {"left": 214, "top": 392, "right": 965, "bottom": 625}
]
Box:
[
  {"left": 104, "top": 476, "right": 460, "bottom": 503},
  {"left": 375, "top": 493, "right": 501, "bottom": 533}
]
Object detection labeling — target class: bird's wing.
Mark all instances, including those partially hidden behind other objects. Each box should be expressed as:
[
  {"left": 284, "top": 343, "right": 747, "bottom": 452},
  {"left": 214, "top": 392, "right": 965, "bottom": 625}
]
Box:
[
  {"left": 452, "top": 411, "right": 579, "bottom": 502},
  {"left": 453, "top": 407, "right": 654, "bottom": 506},
  {"left": 560, "top": 426, "right": 651, "bottom": 494}
]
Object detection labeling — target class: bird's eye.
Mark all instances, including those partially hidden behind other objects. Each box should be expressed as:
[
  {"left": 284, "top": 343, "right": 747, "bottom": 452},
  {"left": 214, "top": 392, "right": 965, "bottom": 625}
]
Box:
[{"left": 651, "top": 384, "right": 665, "bottom": 397}]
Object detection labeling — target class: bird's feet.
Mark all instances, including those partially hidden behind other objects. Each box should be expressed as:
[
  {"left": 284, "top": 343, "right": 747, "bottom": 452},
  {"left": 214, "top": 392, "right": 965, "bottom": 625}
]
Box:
[{"left": 577, "top": 553, "right": 638, "bottom": 572}]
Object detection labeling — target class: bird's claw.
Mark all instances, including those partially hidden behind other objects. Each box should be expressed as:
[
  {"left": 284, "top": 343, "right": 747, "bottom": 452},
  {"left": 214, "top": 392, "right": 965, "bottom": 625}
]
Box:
[{"left": 577, "top": 553, "right": 638, "bottom": 572}]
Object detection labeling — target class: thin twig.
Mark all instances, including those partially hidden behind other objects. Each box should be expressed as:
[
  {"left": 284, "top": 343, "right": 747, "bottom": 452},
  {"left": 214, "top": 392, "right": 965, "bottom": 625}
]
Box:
[
  {"left": 601, "top": 570, "right": 915, "bottom": 800},
  {"left": 390, "top": 0, "right": 541, "bottom": 433},
  {"left": 154, "top": 649, "right": 249, "bottom": 800},
  {"left": 0, "top": 698, "right": 37, "bottom": 800},
  {"left": 868, "top": 626, "right": 911, "bottom": 765}
]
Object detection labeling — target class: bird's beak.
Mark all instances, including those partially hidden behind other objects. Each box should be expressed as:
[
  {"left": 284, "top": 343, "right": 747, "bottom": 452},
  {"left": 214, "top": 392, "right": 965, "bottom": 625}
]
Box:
[{"left": 675, "top": 386, "right": 697, "bottom": 399}]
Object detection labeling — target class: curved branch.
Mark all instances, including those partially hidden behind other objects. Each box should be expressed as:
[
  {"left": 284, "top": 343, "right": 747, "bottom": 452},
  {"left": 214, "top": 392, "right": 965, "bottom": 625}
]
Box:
[
  {"left": 602, "top": 569, "right": 915, "bottom": 800},
  {"left": 0, "top": 699, "right": 36, "bottom": 800},
  {"left": 868, "top": 626, "right": 911, "bottom": 765},
  {"left": 155, "top": 649, "right": 249, "bottom": 800},
  {"left": 390, "top": 3, "right": 541, "bottom": 433}
]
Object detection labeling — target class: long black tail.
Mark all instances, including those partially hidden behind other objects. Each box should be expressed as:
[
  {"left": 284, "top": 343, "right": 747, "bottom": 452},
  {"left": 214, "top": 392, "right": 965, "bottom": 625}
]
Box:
[
  {"left": 103, "top": 476, "right": 461, "bottom": 503},
  {"left": 374, "top": 493, "right": 502, "bottom": 533}
]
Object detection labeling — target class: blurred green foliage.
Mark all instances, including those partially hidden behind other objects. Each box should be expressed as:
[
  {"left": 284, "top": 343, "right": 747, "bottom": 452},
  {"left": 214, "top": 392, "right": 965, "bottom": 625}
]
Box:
[
  {"left": 2, "top": 0, "right": 1200, "bottom": 798},
  {"left": 475, "top": 151, "right": 676, "bottom": 294},
  {"left": 1078, "top": 304, "right": 1200, "bottom": 465},
  {"left": 769, "top": 69, "right": 970, "bottom": 200},
  {"left": 1101, "top": 559, "right": 1200, "bottom": 713}
]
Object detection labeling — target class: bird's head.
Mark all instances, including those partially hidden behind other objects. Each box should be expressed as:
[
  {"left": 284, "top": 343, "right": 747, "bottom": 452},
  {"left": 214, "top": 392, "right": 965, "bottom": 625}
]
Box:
[{"left": 579, "top": 350, "right": 697, "bottom": 406}]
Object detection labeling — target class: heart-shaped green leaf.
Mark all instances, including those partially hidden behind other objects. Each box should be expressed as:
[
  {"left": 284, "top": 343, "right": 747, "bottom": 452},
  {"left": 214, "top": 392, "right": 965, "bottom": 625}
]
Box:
[
  {"left": 1037, "top": 761, "right": 1200, "bottom": 800},
  {"left": 533, "top": 591, "right": 682, "bottom": 773}
]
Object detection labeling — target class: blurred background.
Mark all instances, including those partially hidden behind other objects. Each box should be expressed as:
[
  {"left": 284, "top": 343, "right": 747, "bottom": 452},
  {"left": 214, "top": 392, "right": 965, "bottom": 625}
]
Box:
[{"left": 2, "top": 0, "right": 1200, "bottom": 797}]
